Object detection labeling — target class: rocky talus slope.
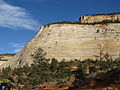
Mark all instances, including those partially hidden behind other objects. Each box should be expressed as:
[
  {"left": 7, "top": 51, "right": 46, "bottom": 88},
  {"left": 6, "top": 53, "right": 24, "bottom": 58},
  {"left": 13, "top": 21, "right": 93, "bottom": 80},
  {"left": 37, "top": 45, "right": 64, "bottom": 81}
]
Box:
[{"left": 1, "top": 15, "right": 120, "bottom": 68}]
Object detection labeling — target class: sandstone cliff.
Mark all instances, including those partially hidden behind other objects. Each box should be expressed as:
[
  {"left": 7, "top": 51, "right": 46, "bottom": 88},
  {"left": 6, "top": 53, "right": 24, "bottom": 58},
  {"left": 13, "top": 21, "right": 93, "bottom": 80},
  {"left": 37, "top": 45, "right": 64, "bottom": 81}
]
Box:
[
  {"left": 80, "top": 13, "right": 120, "bottom": 23},
  {"left": 0, "top": 54, "right": 15, "bottom": 66},
  {"left": 1, "top": 15, "right": 120, "bottom": 68}
]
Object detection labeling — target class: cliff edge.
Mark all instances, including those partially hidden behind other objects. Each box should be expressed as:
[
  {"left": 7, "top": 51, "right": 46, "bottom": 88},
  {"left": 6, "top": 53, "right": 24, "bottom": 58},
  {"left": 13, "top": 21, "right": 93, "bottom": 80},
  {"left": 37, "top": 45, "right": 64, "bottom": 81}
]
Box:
[{"left": 80, "top": 13, "right": 120, "bottom": 23}]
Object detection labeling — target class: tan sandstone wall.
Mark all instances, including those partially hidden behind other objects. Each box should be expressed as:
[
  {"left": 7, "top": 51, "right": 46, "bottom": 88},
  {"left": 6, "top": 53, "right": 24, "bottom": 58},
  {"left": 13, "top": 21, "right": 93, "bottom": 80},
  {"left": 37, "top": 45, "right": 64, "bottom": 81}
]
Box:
[
  {"left": 0, "top": 55, "right": 13, "bottom": 61},
  {"left": 80, "top": 14, "right": 120, "bottom": 23},
  {"left": 0, "top": 61, "right": 7, "bottom": 66},
  {"left": 1, "top": 23, "right": 120, "bottom": 68},
  {"left": 0, "top": 55, "right": 14, "bottom": 66}
]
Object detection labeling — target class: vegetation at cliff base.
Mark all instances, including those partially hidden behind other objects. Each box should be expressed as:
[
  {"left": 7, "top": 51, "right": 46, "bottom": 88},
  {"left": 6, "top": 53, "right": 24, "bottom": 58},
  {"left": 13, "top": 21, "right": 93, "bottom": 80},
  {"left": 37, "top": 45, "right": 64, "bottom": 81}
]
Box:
[{"left": 0, "top": 48, "right": 120, "bottom": 89}]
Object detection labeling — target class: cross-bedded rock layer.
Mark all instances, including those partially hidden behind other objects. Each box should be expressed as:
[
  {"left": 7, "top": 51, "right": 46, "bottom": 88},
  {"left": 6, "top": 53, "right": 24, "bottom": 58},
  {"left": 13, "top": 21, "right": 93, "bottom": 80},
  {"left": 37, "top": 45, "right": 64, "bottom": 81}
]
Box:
[{"left": 1, "top": 21, "right": 120, "bottom": 68}]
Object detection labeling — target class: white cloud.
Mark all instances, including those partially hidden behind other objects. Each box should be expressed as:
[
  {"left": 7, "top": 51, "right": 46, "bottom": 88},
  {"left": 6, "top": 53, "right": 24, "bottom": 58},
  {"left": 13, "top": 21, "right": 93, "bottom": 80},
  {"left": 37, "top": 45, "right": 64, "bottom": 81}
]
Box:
[
  {"left": 14, "top": 48, "right": 22, "bottom": 53},
  {"left": 10, "top": 42, "right": 26, "bottom": 53},
  {"left": 0, "top": 0, "right": 40, "bottom": 30}
]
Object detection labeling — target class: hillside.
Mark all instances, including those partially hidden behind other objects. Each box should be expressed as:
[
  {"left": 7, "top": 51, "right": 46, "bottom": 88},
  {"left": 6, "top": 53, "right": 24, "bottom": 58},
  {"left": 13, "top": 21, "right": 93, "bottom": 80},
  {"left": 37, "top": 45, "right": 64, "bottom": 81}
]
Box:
[
  {"left": 1, "top": 13, "right": 120, "bottom": 69},
  {"left": 0, "top": 54, "right": 15, "bottom": 66},
  {"left": 21, "top": 67, "right": 120, "bottom": 90},
  {"left": 70, "top": 67, "right": 120, "bottom": 90}
]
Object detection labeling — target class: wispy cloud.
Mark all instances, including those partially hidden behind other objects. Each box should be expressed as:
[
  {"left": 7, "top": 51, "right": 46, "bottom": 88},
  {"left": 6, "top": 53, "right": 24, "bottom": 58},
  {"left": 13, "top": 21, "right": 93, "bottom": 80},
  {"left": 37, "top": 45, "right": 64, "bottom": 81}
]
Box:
[
  {"left": 16, "top": 0, "right": 57, "bottom": 3},
  {"left": 0, "top": 0, "right": 40, "bottom": 30},
  {"left": 10, "top": 42, "right": 26, "bottom": 53}
]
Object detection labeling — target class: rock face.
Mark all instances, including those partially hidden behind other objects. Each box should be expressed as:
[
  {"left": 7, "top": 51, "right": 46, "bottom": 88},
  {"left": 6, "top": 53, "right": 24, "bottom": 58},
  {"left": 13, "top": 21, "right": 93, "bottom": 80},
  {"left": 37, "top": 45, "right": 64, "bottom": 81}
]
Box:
[
  {"left": 80, "top": 14, "right": 120, "bottom": 23},
  {"left": 0, "top": 54, "right": 15, "bottom": 66},
  {"left": 0, "top": 54, "right": 15, "bottom": 60},
  {"left": 1, "top": 16, "right": 120, "bottom": 68}
]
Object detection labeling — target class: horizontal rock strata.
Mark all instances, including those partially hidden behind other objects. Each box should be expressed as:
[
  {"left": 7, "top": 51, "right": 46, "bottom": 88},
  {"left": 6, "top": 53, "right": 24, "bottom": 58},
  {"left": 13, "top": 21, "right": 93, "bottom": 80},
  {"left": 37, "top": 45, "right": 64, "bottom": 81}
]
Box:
[{"left": 1, "top": 23, "right": 120, "bottom": 68}]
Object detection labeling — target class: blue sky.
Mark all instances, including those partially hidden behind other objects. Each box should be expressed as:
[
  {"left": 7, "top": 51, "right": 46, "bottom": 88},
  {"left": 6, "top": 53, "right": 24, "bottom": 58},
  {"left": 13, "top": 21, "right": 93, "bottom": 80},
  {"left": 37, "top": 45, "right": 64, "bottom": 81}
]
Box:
[{"left": 0, "top": 0, "right": 120, "bottom": 54}]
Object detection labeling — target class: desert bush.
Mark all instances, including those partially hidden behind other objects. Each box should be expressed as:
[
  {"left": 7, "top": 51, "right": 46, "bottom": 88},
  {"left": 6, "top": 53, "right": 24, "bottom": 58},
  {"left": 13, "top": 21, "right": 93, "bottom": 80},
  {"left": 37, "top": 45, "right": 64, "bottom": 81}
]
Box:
[{"left": 1, "top": 48, "right": 120, "bottom": 89}]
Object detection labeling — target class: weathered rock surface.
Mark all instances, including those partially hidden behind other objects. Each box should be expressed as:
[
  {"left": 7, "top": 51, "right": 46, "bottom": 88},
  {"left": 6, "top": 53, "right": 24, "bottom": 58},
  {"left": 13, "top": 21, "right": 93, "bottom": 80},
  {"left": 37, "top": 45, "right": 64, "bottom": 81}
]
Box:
[
  {"left": 1, "top": 22, "right": 120, "bottom": 68},
  {"left": 0, "top": 54, "right": 14, "bottom": 61},
  {"left": 80, "top": 14, "right": 120, "bottom": 23},
  {"left": 0, "top": 54, "right": 15, "bottom": 66}
]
